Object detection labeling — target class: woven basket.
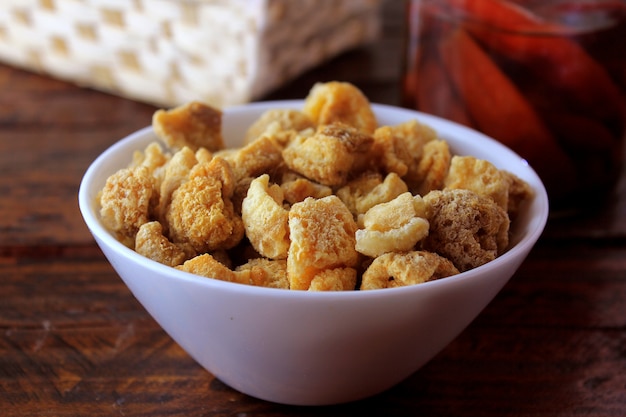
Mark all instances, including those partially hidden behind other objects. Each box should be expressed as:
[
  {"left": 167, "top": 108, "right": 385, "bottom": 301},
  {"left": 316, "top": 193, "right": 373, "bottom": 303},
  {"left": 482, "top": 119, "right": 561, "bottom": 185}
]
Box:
[{"left": 0, "top": 0, "right": 382, "bottom": 108}]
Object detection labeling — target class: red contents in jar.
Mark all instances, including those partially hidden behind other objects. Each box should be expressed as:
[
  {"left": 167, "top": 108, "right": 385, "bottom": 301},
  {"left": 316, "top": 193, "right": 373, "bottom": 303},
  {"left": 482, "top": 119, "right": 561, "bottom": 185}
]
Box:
[{"left": 403, "top": 0, "right": 626, "bottom": 214}]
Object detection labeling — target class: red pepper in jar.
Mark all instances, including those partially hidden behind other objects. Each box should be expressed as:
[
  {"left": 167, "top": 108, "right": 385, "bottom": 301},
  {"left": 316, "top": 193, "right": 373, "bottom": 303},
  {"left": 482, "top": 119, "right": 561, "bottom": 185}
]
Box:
[
  {"left": 442, "top": 0, "right": 626, "bottom": 124},
  {"left": 415, "top": 51, "right": 474, "bottom": 128},
  {"left": 438, "top": 28, "right": 577, "bottom": 188},
  {"left": 404, "top": 0, "right": 626, "bottom": 212}
]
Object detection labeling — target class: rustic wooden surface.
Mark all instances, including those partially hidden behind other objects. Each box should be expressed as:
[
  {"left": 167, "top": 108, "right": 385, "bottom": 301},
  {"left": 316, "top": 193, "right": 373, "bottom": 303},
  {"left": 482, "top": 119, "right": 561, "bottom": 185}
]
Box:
[{"left": 1, "top": 1, "right": 625, "bottom": 416}]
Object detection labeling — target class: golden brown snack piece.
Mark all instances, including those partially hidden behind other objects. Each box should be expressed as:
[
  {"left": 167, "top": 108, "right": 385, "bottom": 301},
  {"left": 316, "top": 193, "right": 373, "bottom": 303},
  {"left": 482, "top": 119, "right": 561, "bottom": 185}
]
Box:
[
  {"left": 280, "top": 172, "right": 333, "bottom": 205},
  {"left": 411, "top": 139, "right": 452, "bottom": 196},
  {"left": 371, "top": 120, "right": 438, "bottom": 179},
  {"left": 177, "top": 253, "right": 239, "bottom": 283},
  {"left": 423, "top": 189, "right": 509, "bottom": 272},
  {"left": 303, "top": 81, "right": 377, "bottom": 134},
  {"left": 355, "top": 192, "right": 430, "bottom": 258},
  {"left": 166, "top": 157, "right": 244, "bottom": 253},
  {"left": 99, "top": 166, "right": 157, "bottom": 247},
  {"left": 337, "top": 172, "right": 409, "bottom": 218},
  {"left": 444, "top": 156, "right": 509, "bottom": 211},
  {"left": 211, "top": 249, "right": 234, "bottom": 269},
  {"left": 216, "top": 135, "right": 286, "bottom": 214},
  {"left": 370, "top": 125, "right": 411, "bottom": 177},
  {"left": 336, "top": 172, "right": 381, "bottom": 217},
  {"left": 287, "top": 196, "right": 359, "bottom": 290},
  {"left": 502, "top": 170, "right": 534, "bottom": 221},
  {"left": 244, "top": 109, "right": 315, "bottom": 146},
  {"left": 308, "top": 267, "right": 357, "bottom": 291},
  {"left": 157, "top": 146, "right": 199, "bottom": 224},
  {"left": 135, "top": 221, "right": 195, "bottom": 267},
  {"left": 241, "top": 174, "right": 290, "bottom": 260},
  {"left": 177, "top": 253, "right": 289, "bottom": 288},
  {"left": 230, "top": 176, "right": 255, "bottom": 217},
  {"left": 153, "top": 101, "right": 224, "bottom": 152},
  {"left": 358, "top": 173, "right": 410, "bottom": 215},
  {"left": 195, "top": 147, "right": 213, "bottom": 164},
  {"left": 323, "top": 123, "right": 376, "bottom": 176},
  {"left": 360, "top": 251, "right": 459, "bottom": 290},
  {"left": 282, "top": 123, "right": 373, "bottom": 186},
  {"left": 235, "top": 258, "right": 289, "bottom": 289},
  {"left": 130, "top": 142, "right": 170, "bottom": 175},
  {"left": 218, "top": 135, "right": 284, "bottom": 180}
]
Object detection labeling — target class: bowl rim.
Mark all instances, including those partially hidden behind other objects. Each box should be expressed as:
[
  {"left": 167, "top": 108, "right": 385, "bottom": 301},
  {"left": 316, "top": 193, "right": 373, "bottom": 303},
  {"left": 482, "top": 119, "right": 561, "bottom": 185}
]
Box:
[{"left": 78, "top": 100, "right": 549, "bottom": 300}]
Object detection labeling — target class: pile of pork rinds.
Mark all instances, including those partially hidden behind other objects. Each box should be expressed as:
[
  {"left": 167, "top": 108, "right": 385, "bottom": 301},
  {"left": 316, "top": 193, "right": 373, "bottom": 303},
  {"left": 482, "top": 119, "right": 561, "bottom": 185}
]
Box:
[{"left": 98, "top": 81, "right": 534, "bottom": 291}]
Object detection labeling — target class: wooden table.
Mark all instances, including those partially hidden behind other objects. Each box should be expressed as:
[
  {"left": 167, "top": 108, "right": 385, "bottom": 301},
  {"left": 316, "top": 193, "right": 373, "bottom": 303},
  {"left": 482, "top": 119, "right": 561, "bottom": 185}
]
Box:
[{"left": 2, "top": 1, "right": 625, "bottom": 415}]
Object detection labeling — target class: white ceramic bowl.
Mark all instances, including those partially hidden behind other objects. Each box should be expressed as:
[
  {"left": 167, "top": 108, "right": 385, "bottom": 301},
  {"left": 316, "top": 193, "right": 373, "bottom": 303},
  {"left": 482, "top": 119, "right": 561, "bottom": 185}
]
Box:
[{"left": 79, "top": 101, "right": 548, "bottom": 406}]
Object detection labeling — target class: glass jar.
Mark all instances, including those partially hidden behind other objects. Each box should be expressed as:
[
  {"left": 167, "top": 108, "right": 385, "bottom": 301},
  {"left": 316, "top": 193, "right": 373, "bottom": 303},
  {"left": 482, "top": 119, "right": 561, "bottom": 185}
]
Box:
[{"left": 403, "top": 0, "right": 626, "bottom": 216}]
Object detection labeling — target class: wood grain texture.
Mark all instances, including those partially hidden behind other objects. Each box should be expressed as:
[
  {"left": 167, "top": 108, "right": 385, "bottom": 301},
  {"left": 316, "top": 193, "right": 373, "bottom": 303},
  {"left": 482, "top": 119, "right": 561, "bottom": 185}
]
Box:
[
  {"left": 1, "top": 244, "right": 625, "bottom": 416},
  {"left": 0, "top": 69, "right": 157, "bottom": 247}
]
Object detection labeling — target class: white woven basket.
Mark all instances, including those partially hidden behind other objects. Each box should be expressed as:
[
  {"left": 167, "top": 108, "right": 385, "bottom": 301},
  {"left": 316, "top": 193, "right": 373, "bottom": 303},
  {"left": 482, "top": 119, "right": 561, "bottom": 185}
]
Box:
[{"left": 0, "top": 0, "right": 382, "bottom": 107}]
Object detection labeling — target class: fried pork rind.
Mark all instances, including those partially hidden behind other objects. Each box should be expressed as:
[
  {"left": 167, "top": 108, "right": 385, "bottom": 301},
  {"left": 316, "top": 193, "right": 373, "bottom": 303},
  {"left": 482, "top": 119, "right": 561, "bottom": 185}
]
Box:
[
  {"left": 130, "top": 142, "right": 170, "bottom": 175},
  {"left": 241, "top": 174, "right": 290, "bottom": 260},
  {"left": 336, "top": 172, "right": 382, "bottom": 217},
  {"left": 411, "top": 139, "right": 452, "bottom": 196},
  {"left": 337, "top": 172, "right": 409, "bottom": 218},
  {"left": 303, "top": 81, "right": 377, "bottom": 134},
  {"left": 157, "top": 146, "right": 199, "bottom": 224},
  {"left": 309, "top": 267, "right": 357, "bottom": 291},
  {"left": 216, "top": 135, "right": 286, "bottom": 214},
  {"left": 135, "top": 221, "right": 195, "bottom": 267},
  {"left": 153, "top": 101, "right": 224, "bottom": 152},
  {"left": 280, "top": 172, "right": 333, "bottom": 205},
  {"left": 230, "top": 176, "right": 255, "bottom": 217},
  {"left": 444, "top": 156, "right": 509, "bottom": 211},
  {"left": 99, "top": 165, "right": 157, "bottom": 247},
  {"left": 177, "top": 253, "right": 289, "bottom": 288},
  {"left": 360, "top": 251, "right": 459, "bottom": 290},
  {"left": 218, "top": 135, "right": 284, "bottom": 180},
  {"left": 322, "top": 123, "right": 375, "bottom": 176},
  {"left": 371, "top": 119, "right": 438, "bottom": 179},
  {"left": 502, "top": 170, "right": 534, "bottom": 221},
  {"left": 444, "top": 155, "right": 535, "bottom": 220},
  {"left": 355, "top": 192, "right": 430, "bottom": 258},
  {"left": 370, "top": 125, "right": 411, "bottom": 177},
  {"left": 282, "top": 123, "right": 374, "bottom": 186},
  {"left": 177, "top": 253, "right": 239, "bottom": 283},
  {"left": 235, "top": 258, "right": 289, "bottom": 289},
  {"left": 166, "top": 157, "right": 244, "bottom": 253},
  {"left": 287, "top": 196, "right": 359, "bottom": 290},
  {"left": 244, "top": 109, "right": 315, "bottom": 146},
  {"left": 423, "top": 189, "right": 509, "bottom": 272}
]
